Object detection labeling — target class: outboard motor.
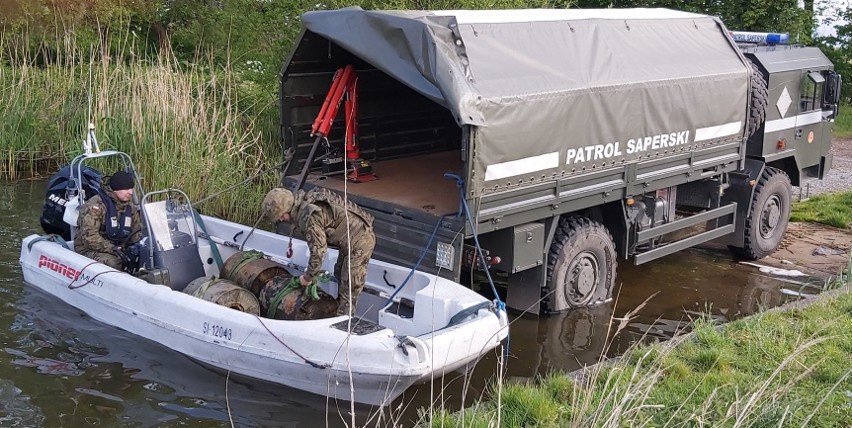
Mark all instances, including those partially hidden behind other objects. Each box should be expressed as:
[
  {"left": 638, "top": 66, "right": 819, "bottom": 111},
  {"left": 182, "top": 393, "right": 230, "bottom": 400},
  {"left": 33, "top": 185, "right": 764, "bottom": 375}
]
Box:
[
  {"left": 40, "top": 165, "right": 104, "bottom": 240},
  {"left": 139, "top": 189, "right": 205, "bottom": 291}
]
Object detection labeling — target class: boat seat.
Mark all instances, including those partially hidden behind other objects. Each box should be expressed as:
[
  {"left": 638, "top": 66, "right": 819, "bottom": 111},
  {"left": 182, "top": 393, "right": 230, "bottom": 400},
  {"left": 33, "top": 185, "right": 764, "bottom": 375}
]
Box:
[
  {"left": 141, "top": 231, "right": 205, "bottom": 292},
  {"left": 379, "top": 282, "right": 476, "bottom": 337}
]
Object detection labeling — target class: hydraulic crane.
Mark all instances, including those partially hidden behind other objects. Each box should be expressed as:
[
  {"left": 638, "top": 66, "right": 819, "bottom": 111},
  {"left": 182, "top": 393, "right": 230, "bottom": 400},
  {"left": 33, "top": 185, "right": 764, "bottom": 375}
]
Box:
[{"left": 310, "top": 64, "right": 376, "bottom": 183}]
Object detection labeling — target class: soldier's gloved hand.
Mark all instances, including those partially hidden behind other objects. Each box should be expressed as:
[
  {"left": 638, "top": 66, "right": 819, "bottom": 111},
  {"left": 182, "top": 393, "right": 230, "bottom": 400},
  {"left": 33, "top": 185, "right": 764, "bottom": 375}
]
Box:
[
  {"left": 113, "top": 246, "right": 130, "bottom": 267},
  {"left": 299, "top": 274, "right": 313, "bottom": 287}
]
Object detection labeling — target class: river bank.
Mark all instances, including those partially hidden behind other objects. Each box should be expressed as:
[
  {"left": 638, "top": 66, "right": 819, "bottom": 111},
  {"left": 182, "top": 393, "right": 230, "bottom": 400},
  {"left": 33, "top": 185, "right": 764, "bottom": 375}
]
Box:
[{"left": 429, "top": 283, "right": 851, "bottom": 427}]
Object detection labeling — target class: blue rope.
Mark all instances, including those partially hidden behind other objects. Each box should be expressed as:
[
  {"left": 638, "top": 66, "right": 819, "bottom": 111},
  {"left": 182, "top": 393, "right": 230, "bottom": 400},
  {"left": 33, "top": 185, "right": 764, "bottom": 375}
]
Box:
[
  {"left": 445, "top": 173, "right": 509, "bottom": 373},
  {"left": 444, "top": 173, "right": 506, "bottom": 312},
  {"left": 382, "top": 173, "right": 510, "bottom": 372},
  {"left": 384, "top": 214, "right": 446, "bottom": 304}
]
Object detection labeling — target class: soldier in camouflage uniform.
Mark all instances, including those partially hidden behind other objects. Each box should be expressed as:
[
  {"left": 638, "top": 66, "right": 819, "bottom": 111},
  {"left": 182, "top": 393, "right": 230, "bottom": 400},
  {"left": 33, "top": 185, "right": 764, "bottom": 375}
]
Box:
[
  {"left": 263, "top": 187, "right": 375, "bottom": 316},
  {"left": 75, "top": 170, "right": 142, "bottom": 270}
]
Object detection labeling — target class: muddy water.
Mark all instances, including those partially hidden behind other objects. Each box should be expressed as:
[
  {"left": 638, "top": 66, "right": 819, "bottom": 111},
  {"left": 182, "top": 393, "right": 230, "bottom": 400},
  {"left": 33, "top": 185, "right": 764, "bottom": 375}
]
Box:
[{"left": 0, "top": 180, "right": 819, "bottom": 427}]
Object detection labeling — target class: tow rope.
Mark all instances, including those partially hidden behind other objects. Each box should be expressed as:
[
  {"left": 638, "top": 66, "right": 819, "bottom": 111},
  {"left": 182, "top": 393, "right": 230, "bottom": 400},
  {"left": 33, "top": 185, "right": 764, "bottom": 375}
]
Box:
[
  {"left": 383, "top": 215, "right": 447, "bottom": 306},
  {"left": 254, "top": 315, "right": 330, "bottom": 369},
  {"left": 445, "top": 173, "right": 510, "bottom": 373},
  {"left": 266, "top": 273, "right": 330, "bottom": 318},
  {"left": 444, "top": 173, "right": 506, "bottom": 313},
  {"left": 227, "top": 250, "right": 265, "bottom": 278},
  {"left": 193, "top": 150, "right": 294, "bottom": 208},
  {"left": 27, "top": 234, "right": 70, "bottom": 252},
  {"left": 193, "top": 210, "right": 224, "bottom": 270}
]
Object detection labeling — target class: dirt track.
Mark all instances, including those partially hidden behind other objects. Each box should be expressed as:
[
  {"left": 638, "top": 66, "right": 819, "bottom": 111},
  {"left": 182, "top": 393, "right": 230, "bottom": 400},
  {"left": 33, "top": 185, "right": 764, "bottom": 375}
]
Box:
[
  {"left": 769, "top": 137, "right": 852, "bottom": 280},
  {"left": 763, "top": 222, "right": 852, "bottom": 280}
]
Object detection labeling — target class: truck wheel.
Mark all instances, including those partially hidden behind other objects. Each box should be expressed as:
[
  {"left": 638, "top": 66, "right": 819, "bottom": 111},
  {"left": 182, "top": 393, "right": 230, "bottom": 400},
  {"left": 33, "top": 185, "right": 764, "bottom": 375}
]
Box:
[
  {"left": 747, "top": 60, "right": 768, "bottom": 137},
  {"left": 734, "top": 167, "right": 792, "bottom": 260},
  {"left": 545, "top": 216, "right": 617, "bottom": 312}
]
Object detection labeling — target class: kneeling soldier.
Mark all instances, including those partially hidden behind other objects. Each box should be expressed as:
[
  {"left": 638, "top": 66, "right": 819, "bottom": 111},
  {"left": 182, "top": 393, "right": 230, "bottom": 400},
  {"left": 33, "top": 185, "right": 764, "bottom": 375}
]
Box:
[{"left": 263, "top": 187, "right": 375, "bottom": 316}]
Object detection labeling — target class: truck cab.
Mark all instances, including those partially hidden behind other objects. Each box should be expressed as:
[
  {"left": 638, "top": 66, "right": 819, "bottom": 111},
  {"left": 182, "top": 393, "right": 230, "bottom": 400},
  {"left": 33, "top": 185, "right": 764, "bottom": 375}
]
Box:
[{"left": 743, "top": 45, "right": 840, "bottom": 187}]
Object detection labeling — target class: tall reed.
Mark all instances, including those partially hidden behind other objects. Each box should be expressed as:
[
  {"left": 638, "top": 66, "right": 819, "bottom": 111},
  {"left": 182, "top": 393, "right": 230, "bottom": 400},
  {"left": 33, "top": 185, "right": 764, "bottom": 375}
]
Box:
[{"left": 1, "top": 24, "right": 281, "bottom": 223}]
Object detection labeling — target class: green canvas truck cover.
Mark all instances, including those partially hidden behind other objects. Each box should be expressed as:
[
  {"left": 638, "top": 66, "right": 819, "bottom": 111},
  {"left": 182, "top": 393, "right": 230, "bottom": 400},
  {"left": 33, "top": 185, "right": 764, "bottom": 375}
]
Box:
[{"left": 300, "top": 8, "right": 750, "bottom": 197}]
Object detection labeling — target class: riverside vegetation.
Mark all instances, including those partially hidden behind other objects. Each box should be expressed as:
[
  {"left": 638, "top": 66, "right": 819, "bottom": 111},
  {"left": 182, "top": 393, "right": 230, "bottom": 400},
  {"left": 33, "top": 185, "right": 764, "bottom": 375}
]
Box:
[
  {"left": 428, "top": 286, "right": 852, "bottom": 427},
  {"left": 791, "top": 190, "right": 852, "bottom": 229},
  {"left": 0, "top": 32, "right": 279, "bottom": 221}
]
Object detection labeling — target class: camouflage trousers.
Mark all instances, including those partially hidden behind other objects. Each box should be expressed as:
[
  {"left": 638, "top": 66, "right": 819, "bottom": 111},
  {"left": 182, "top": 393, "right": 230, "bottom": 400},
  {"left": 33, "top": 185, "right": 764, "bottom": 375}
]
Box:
[
  {"left": 80, "top": 250, "right": 123, "bottom": 270},
  {"left": 333, "top": 228, "right": 376, "bottom": 316}
]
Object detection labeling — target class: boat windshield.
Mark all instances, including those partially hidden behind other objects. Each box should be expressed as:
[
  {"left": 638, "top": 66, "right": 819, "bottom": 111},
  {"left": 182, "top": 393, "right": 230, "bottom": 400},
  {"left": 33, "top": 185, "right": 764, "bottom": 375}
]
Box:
[{"left": 143, "top": 200, "right": 196, "bottom": 251}]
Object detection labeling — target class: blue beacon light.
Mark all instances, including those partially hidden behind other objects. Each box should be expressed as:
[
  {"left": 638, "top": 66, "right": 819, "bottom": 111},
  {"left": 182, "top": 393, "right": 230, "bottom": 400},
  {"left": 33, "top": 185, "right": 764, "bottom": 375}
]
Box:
[{"left": 730, "top": 31, "right": 790, "bottom": 45}]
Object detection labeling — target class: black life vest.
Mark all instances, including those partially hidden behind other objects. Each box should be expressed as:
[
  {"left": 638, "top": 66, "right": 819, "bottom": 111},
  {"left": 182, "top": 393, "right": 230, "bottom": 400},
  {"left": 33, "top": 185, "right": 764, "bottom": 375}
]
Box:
[{"left": 100, "top": 192, "right": 134, "bottom": 244}]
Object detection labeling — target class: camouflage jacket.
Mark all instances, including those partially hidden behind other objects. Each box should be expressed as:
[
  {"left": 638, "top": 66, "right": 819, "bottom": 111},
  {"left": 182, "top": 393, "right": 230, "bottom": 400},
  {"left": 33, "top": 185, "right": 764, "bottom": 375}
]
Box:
[
  {"left": 291, "top": 188, "right": 374, "bottom": 277},
  {"left": 74, "top": 193, "right": 142, "bottom": 254}
]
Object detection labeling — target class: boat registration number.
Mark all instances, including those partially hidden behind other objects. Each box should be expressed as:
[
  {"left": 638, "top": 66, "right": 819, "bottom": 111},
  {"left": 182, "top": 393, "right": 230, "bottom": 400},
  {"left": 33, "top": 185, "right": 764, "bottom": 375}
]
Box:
[{"left": 202, "top": 322, "right": 232, "bottom": 341}]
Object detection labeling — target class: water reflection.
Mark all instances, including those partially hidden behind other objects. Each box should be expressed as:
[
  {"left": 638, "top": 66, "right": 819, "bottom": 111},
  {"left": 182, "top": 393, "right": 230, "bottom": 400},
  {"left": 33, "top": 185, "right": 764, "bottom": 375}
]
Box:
[
  {"left": 504, "top": 305, "right": 612, "bottom": 379},
  {"left": 501, "top": 247, "right": 819, "bottom": 380},
  {"left": 0, "top": 378, "right": 45, "bottom": 427}
]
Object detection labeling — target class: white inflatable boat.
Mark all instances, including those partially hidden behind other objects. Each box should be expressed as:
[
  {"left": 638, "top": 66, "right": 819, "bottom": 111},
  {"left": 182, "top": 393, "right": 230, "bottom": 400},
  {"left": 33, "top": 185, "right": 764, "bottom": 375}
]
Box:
[{"left": 20, "top": 151, "right": 508, "bottom": 406}]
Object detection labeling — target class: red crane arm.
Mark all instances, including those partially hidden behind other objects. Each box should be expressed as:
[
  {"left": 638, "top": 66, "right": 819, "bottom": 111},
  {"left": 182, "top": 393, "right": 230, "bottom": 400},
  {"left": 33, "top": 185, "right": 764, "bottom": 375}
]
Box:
[
  {"left": 311, "top": 65, "right": 356, "bottom": 138},
  {"left": 308, "top": 65, "right": 376, "bottom": 182}
]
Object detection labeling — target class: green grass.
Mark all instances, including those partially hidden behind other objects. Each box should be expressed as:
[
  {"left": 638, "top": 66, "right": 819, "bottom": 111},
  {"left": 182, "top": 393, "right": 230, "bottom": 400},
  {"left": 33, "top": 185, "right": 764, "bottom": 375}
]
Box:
[
  {"left": 427, "top": 289, "right": 852, "bottom": 427},
  {"left": 791, "top": 191, "right": 852, "bottom": 229},
  {"left": 832, "top": 104, "right": 852, "bottom": 139}
]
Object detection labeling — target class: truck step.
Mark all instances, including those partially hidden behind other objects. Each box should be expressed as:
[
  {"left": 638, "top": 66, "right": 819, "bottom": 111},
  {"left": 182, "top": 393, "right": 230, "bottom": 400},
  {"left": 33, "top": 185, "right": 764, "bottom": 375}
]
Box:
[{"left": 634, "top": 203, "right": 737, "bottom": 265}]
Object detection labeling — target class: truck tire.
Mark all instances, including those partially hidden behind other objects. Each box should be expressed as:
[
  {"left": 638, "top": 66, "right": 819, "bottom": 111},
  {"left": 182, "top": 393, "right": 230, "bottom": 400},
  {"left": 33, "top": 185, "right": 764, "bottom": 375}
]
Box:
[
  {"left": 747, "top": 60, "right": 768, "bottom": 137},
  {"left": 733, "top": 167, "right": 792, "bottom": 260},
  {"left": 545, "top": 216, "right": 617, "bottom": 312}
]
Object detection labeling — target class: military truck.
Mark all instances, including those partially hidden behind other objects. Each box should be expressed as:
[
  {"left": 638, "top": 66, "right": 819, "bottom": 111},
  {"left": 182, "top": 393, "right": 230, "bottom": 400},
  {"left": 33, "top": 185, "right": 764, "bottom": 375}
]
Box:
[{"left": 277, "top": 8, "right": 841, "bottom": 313}]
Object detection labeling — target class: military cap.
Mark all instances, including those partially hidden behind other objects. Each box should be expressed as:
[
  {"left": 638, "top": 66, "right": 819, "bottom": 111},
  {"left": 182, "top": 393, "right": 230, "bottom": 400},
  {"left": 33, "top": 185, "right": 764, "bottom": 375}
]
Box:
[
  {"left": 109, "top": 170, "right": 134, "bottom": 191},
  {"left": 262, "top": 188, "right": 295, "bottom": 222}
]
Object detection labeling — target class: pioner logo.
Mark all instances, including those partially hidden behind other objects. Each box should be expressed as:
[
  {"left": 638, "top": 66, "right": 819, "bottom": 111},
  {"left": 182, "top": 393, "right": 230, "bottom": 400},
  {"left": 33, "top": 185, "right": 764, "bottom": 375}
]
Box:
[{"left": 38, "top": 255, "right": 80, "bottom": 280}]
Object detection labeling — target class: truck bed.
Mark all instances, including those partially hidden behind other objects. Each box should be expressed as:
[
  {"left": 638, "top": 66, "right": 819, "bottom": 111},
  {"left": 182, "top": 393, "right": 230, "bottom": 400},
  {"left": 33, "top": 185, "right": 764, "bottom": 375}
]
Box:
[{"left": 300, "top": 151, "right": 464, "bottom": 216}]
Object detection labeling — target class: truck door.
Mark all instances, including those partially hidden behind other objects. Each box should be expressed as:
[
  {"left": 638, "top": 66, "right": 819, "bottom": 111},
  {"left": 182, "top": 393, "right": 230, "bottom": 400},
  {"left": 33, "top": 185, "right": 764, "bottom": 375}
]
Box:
[{"left": 794, "top": 70, "right": 827, "bottom": 169}]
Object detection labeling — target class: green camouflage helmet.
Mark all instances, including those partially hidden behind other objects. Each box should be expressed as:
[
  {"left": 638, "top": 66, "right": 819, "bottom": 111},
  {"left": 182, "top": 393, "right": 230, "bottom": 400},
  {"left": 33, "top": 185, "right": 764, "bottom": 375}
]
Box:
[{"left": 262, "top": 188, "right": 295, "bottom": 222}]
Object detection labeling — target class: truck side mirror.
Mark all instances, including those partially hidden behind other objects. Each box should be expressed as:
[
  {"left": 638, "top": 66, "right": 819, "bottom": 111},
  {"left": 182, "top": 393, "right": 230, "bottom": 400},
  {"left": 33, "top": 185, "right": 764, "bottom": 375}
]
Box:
[{"left": 825, "top": 72, "right": 842, "bottom": 106}]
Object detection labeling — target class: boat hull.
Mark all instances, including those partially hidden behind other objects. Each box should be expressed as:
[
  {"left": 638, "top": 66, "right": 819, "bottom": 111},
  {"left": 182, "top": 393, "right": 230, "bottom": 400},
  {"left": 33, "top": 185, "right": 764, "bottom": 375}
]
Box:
[{"left": 20, "top": 220, "right": 508, "bottom": 405}]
